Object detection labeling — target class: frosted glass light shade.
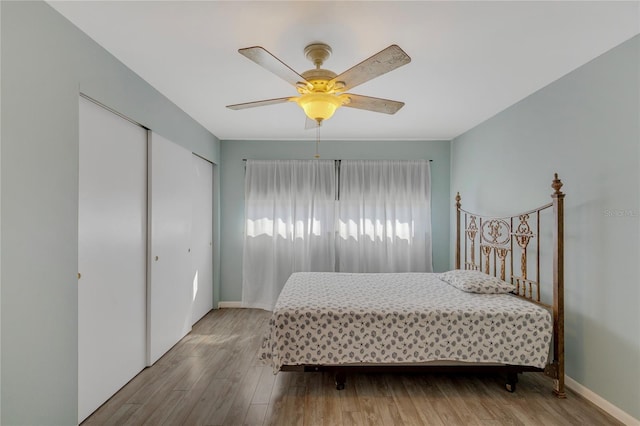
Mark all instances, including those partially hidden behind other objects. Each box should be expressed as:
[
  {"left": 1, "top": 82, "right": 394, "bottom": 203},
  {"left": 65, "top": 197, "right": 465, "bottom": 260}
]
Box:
[{"left": 296, "top": 93, "right": 344, "bottom": 122}]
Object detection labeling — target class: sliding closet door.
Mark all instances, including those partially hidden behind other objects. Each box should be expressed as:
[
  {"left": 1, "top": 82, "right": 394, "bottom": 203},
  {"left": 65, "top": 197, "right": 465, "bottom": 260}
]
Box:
[
  {"left": 78, "top": 97, "right": 147, "bottom": 422},
  {"left": 147, "top": 132, "right": 193, "bottom": 365},
  {"left": 191, "top": 154, "right": 214, "bottom": 324}
]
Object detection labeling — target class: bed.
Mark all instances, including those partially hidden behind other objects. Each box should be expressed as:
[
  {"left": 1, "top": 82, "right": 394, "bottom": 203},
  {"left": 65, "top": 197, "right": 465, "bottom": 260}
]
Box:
[{"left": 258, "top": 174, "right": 566, "bottom": 397}]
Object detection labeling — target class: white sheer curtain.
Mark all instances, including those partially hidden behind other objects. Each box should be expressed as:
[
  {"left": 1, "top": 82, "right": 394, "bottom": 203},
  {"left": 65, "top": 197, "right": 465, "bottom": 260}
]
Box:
[
  {"left": 336, "top": 160, "right": 433, "bottom": 273},
  {"left": 242, "top": 160, "right": 336, "bottom": 310}
]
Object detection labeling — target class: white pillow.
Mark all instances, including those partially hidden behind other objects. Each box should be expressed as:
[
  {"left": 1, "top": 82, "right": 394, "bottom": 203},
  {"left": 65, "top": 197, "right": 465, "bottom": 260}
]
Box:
[{"left": 438, "top": 269, "right": 515, "bottom": 294}]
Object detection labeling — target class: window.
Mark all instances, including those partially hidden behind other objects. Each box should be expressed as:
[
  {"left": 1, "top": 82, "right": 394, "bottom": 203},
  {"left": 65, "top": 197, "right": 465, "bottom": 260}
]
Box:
[{"left": 242, "top": 159, "right": 432, "bottom": 310}]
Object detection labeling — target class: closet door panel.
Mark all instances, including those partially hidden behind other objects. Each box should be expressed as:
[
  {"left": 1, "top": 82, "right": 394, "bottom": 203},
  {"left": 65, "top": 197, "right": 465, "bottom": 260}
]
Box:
[
  {"left": 191, "top": 154, "right": 214, "bottom": 324},
  {"left": 78, "top": 97, "right": 147, "bottom": 422},
  {"left": 148, "top": 132, "right": 193, "bottom": 365}
]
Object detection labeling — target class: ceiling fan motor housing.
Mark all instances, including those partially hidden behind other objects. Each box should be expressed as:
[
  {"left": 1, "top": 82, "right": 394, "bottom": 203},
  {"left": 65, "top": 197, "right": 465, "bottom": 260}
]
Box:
[
  {"left": 299, "top": 68, "right": 339, "bottom": 93},
  {"left": 300, "top": 43, "right": 344, "bottom": 94}
]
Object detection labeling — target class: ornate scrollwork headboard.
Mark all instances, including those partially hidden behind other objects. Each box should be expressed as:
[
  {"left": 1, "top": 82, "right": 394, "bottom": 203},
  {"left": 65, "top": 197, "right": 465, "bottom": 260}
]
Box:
[
  {"left": 454, "top": 173, "right": 566, "bottom": 397},
  {"left": 458, "top": 207, "right": 546, "bottom": 303}
]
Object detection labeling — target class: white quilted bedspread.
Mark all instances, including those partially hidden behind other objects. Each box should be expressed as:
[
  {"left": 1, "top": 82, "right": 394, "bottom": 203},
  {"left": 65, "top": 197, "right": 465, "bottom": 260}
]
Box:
[{"left": 259, "top": 272, "right": 552, "bottom": 370}]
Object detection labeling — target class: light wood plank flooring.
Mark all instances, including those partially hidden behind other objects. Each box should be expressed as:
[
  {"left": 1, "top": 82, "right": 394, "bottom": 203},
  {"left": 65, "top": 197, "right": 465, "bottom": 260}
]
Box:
[{"left": 83, "top": 308, "right": 622, "bottom": 425}]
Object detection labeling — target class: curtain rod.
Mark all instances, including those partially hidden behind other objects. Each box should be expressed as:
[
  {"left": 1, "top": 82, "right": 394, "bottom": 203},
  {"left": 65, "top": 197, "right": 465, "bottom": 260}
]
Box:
[{"left": 242, "top": 159, "right": 433, "bottom": 162}]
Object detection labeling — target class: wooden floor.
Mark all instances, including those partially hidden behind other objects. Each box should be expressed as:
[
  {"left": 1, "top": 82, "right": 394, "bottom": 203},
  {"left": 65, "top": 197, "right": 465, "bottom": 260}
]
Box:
[{"left": 83, "top": 308, "right": 622, "bottom": 426}]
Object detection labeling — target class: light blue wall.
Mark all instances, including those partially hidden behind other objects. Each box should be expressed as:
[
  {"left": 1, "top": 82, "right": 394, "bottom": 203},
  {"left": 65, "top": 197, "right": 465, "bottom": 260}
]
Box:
[
  {"left": 220, "top": 139, "right": 450, "bottom": 302},
  {"left": 0, "top": 1, "right": 220, "bottom": 424},
  {"left": 451, "top": 35, "right": 639, "bottom": 420}
]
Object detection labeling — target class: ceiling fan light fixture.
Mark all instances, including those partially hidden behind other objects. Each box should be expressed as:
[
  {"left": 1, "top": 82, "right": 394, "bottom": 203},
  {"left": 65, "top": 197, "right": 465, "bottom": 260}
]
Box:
[
  {"left": 227, "top": 43, "right": 411, "bottom": 125},
  {"left": 295, "top": 93, "right": 345, "bottom": 123}
]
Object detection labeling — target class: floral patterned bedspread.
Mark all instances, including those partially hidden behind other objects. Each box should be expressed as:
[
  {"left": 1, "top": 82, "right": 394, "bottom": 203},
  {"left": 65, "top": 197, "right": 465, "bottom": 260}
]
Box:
[{"left": 259, "top": 272, "right": 552, "bottom": 371}]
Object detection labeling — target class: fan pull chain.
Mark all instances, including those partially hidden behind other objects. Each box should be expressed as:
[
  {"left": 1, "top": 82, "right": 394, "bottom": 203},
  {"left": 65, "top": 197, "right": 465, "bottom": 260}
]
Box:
[{"left": 315, "top": 121, "right": 321, "bottom": 159}]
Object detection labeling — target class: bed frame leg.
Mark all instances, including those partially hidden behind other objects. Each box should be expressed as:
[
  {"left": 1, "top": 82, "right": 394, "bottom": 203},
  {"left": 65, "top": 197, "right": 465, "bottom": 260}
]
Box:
[
  {"left": 545, "top": 361, "right": 567, "bottom": 398},
  {"left": 505, "top": 371, "right": 518, "bottom": 393},
  {"left": 553, "top": 379, "right": 567, "bottom": 399},
  {"left": 335, "top": 371, "right": 346, "bottom": 390}
]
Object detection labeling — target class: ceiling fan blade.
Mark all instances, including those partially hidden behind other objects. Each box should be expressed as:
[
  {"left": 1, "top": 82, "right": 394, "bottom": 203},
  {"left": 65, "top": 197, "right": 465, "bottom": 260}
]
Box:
[
  {"left": 342, "top": 94, "right": 405, "bottom": 114},
  {"left": 239, "top": 46, "right": 308, "bottom": 87},
  {"left": 304, "top": 116, "right": 320, "bottom": 130},
  {"left": 226, "top": 97, "right": 293, "bottom": 110},
  {"left": 331, "top": 45, "right": 411, "bottom": 92}
]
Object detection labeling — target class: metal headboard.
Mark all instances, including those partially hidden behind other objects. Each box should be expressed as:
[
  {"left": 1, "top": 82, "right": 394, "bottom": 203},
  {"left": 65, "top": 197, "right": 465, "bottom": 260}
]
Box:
[{"left": 454, "top": 173, "right": 566, "bottom": 397}]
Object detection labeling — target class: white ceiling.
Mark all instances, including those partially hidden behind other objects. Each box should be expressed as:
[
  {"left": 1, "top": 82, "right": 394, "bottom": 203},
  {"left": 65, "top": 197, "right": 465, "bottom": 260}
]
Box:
[{"left": 48, "top": 1, "right": 639, "bottom": 141}]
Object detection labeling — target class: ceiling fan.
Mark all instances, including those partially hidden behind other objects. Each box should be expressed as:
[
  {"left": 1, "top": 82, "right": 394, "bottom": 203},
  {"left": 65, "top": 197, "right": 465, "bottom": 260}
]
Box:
[{"left": 226, "top": 43, "right": 411, "bottom": 126}]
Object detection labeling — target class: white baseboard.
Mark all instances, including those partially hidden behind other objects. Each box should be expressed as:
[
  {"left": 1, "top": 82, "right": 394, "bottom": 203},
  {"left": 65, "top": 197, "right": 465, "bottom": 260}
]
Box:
[
  {"left": 217, "top": 301, "right": 243, "bottom": 309},
  {"left": 565, "top": 375, "right": 639, "bottom": 425}
]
